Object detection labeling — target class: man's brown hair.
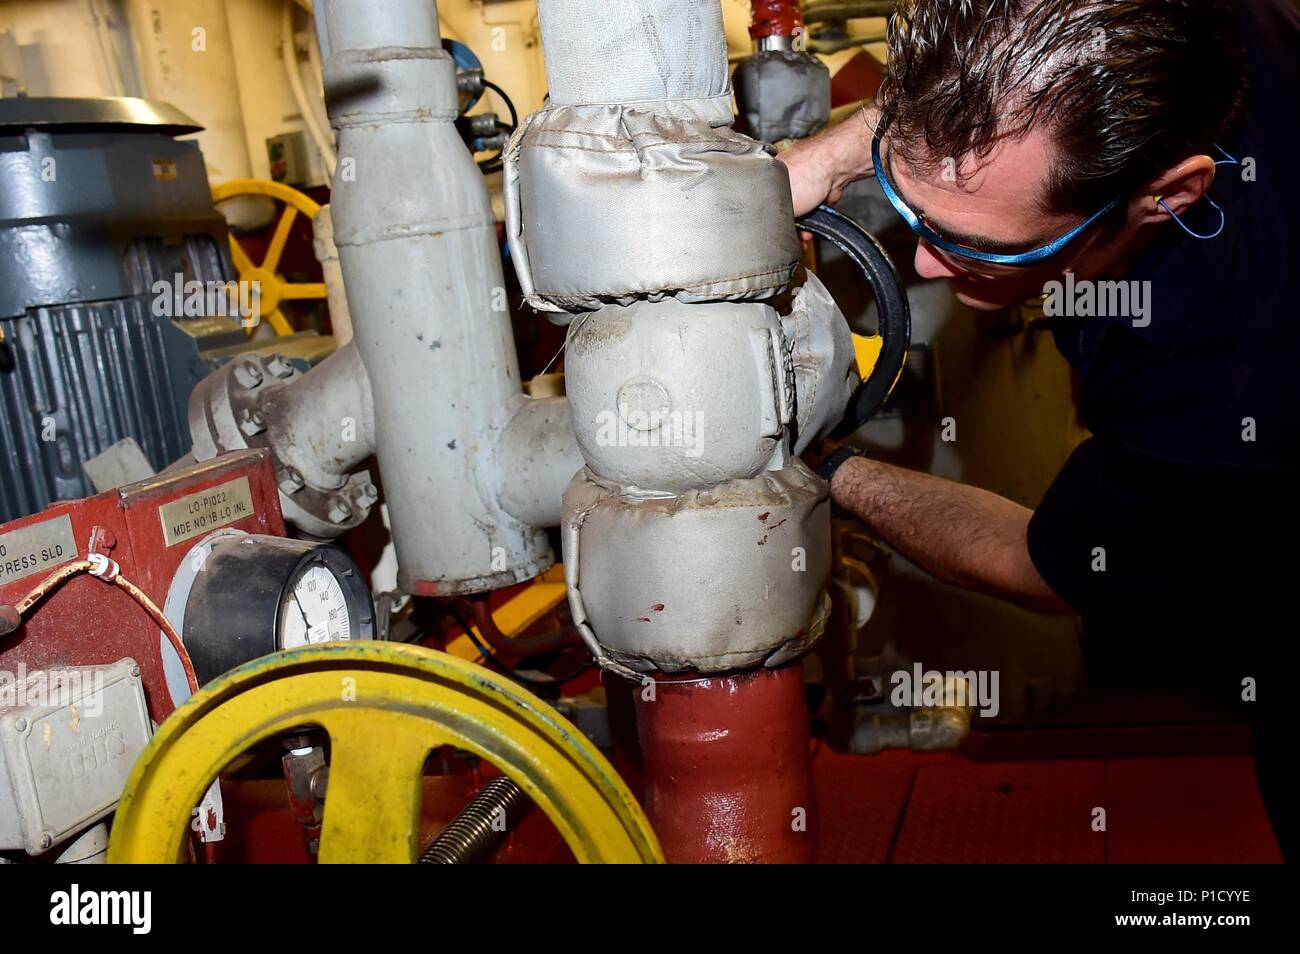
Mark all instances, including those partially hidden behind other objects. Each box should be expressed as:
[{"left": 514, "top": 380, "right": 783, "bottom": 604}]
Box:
[{"left": 878, "top": 0, "right": 1247, "bottom": 214}]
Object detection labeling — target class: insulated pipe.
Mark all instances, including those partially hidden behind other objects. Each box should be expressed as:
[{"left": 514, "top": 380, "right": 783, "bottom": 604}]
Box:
[
  {"left": 535, "top": 2, "right": 730, "bottom": 106},
  {"left": 312, "top": 205, "right": 353, "bottom": 345},
  {"left": 632, "top": 665, "right": 816, "bottom": 864},
  {"left": 259, "top": 340, "right": 374, "bottom": 491},
  {"left": 734, "top": 0, "right": 832, "bottom": 140},
  {"left": 318, "top": 0, "right": 552, "bottom": 593},
  {"left": 522, "top": 0, "right": 824, "bottom": 862},
  {"left": 495, "top": 396, "right": 584, "bottom": 529}
]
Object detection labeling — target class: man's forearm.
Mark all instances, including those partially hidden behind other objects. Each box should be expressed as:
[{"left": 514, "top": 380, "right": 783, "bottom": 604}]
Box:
[{"left": 830, "top": 456, "right": 1072, "bottom": 614}]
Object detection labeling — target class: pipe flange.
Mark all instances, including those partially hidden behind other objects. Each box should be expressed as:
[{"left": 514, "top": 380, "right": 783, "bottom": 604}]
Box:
[
  {"left": 278, "top": 471, "right": 376, "bottom": 539},
  {"left": 188, "top": 354, "right": 372, "bottom": 537}
]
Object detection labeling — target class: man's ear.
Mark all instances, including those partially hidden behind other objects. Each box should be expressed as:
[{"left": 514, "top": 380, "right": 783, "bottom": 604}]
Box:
[{"left": 1132, "top": 155, "right": 1217, "bottom": 225}]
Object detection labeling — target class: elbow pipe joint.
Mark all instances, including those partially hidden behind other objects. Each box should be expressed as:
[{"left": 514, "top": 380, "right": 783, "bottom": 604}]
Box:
[
  {"left": 187, "top": 345, "right": 377, "bottom": 539},
  {"left": 493, "top": 395, "right": 585, "bottom": 530}
]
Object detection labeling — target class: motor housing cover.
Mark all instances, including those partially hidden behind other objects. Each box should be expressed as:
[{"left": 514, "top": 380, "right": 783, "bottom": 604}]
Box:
[{"left": 0, "top": 97, "right": 248, "bottom": 522}]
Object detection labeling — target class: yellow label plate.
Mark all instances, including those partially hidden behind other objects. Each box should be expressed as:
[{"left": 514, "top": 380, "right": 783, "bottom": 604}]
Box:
[
  {"left": 159, "top": 477, "right": 254, "bottom": 547},
  {"left": 0, "top": 514, "right": 77, "bottom": 587}
]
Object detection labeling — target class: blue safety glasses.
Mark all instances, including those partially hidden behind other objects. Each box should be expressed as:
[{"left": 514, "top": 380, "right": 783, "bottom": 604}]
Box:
[
  {"left": 871, "top": 122, "right": 1238, "bottom": 266},
  {"left": 871, "top": 123, "right": 1123, "bottom": 268}
]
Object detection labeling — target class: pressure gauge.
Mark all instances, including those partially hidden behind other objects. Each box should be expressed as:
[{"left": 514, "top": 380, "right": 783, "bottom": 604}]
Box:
[
  {"left": 163, "top": 532, "right": 376, "bottom": 700},
  {"left": 279, "top": 560, "right": 356, "bottom": 649}
]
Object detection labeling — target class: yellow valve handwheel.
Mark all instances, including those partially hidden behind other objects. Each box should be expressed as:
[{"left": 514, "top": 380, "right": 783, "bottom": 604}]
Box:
[
  {"left": 108, "top": 642, "right": 663, "bottom": 864},
  {"left": 852, "top": 332, "right": 884, "bottom": 383},
  {"left": 212, "top": 179, "right": 328, "bottom": 337}
]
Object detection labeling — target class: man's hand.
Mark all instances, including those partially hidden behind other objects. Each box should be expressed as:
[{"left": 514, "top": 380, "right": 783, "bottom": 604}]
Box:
[{"left": 778, "top": 105, "right": 880, "bottom": 216}]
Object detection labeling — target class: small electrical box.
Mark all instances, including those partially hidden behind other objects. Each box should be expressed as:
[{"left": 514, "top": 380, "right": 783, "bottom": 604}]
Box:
[
  {"left": 266, "top": 130, "right": 311, "bottom": 187},
  {"left": 0, "top": 658, "right": 151, "bottom": 854}
]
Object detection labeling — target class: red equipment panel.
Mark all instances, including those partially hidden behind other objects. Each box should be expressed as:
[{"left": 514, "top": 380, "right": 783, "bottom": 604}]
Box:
[{"left": 0, "top": 450, "right": 285, "bottom": 723}]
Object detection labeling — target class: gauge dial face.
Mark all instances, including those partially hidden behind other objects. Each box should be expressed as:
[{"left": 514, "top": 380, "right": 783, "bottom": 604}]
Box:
[{"left": 279, "top": 563, "right": 354, "bottom": 649}]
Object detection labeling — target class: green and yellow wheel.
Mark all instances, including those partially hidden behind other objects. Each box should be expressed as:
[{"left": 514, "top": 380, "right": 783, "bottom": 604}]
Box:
[{"left": 108, "top": 642, "right": 662, "bottom": 864}]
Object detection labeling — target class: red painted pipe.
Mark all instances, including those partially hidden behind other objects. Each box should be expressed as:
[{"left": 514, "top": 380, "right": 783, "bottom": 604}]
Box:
[
  {"left": 750, "top": 0, "right": 805, "bottom": 40},
  {"left": 632, "top": 663, "right": 816, "bottom": 863}
]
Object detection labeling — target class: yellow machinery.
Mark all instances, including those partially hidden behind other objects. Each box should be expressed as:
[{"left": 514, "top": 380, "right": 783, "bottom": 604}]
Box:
[
  {"left": 107, "top": 643, "right": 662, "bottom": 864},
  {"left": 212, "top": 179, "right": 328, "bottom": 336}
]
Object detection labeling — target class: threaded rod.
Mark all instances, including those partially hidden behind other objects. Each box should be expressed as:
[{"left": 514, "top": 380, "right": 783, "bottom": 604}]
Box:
[{"left": 419, "top": 777, "right": 532, "bottom": 864}]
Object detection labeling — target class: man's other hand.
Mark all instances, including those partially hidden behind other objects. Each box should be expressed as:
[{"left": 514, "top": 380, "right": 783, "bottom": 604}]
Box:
[{"left": 777, "top": 105, "right": 880, "bottom": 216}]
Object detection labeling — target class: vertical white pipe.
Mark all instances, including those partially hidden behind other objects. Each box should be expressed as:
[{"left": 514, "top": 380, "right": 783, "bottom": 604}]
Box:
[
  {"left": 318, "top": 0, "right": 552, "bottom": 594},
  {"left": 535, "top": 0, "right": 730, "bottom": 105}
]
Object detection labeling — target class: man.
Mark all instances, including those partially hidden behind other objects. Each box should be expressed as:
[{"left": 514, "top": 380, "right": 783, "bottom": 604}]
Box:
[{"left": 781, "top": 0, "right": 1298, "bottom": 859}]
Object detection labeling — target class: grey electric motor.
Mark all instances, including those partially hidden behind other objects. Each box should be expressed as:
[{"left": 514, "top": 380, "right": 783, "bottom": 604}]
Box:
[{"left": 0, "top": 97, "right": 257, "bottom": 522}]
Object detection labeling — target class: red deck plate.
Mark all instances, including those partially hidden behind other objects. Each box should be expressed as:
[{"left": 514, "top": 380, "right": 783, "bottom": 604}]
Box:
[
  {"left": 1104, "top": 756, "right": 1282, "bottom": 864},
  {"left": 890, "top": 759, "right": 1108, "bottom": 864},
  {"left": 813, "top": 747, "right": 919, "bottom": 863}
]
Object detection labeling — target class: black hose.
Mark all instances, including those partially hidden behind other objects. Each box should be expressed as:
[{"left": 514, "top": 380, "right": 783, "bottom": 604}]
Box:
[
  {"left": 450, "top": 608, "right": 592, "bottom": 688},
  {"left": 796, "top": 204, "right": 911, "bottom": 436},
  {"left": 466, "top": 79, "right": 516, "bottom": 176},
  {"left": 419, "top": 777, "right": 533, "bottom": 864},
  {"left": 482, "top": 78, "right": 518, "bottom": 130}
]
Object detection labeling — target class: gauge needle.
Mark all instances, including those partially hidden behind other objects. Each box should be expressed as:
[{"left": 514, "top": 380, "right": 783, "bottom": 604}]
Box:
[{"left": 291, "top": 591, "right": 311, "bottom": 628}]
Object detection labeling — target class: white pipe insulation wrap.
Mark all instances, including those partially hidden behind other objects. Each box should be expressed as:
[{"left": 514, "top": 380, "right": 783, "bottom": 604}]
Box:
[
  {"left": 318, "top": 0, "right": 554, "bottom": 594},
  {"left": 783, "top": 271, "right": 859, "bottom": 453},
  {"left": 504, "top": 105, "right": 801, "bottom": 313},
  {"left": 535, "top": 0, "right": 731, "bottom": 108},
  {"left": 511, "top": 0, "right": 847, "bottom": 674},
  {"left": 562, "top": 298, "right": 795, "bottom": 493},
  {"left": 505, "top": 3, "right": 798, "bottom": 315},
  {"left": 562, "top": 464, "right": 832, "bottom": 675}
]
